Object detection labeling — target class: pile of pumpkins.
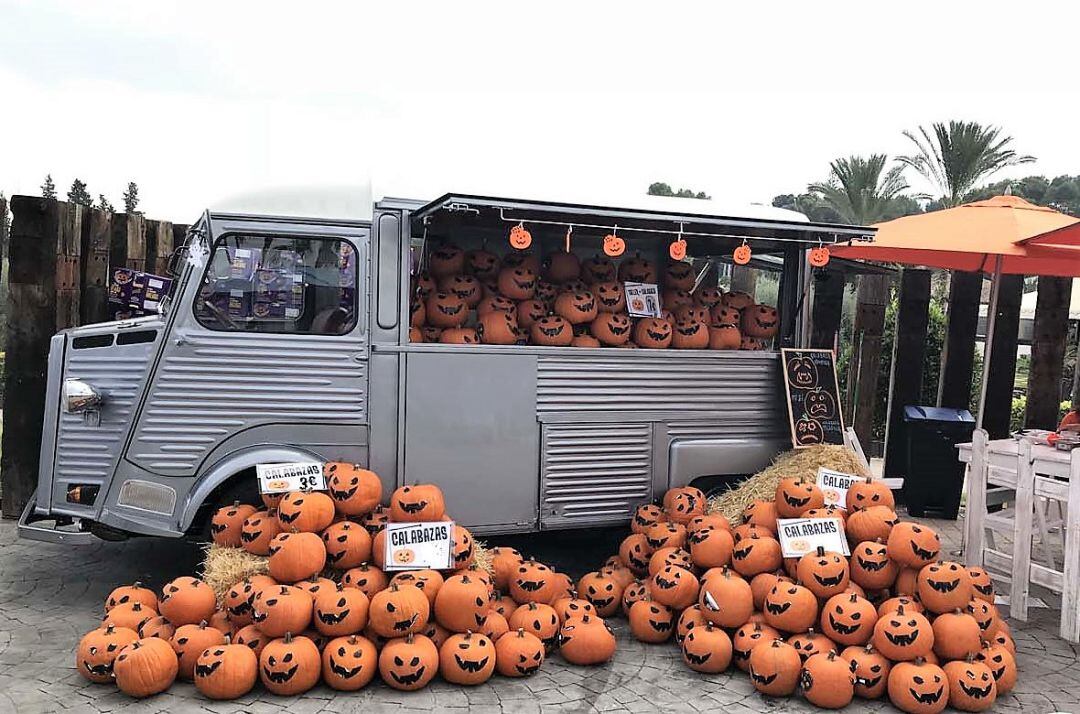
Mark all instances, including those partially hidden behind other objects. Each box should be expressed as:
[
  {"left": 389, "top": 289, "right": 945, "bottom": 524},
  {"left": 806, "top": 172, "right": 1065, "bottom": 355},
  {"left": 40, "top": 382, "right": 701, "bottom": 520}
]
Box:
[
  {"left": 409, "top": 243, "right": 778, "bottom": 350},
  {"left": 75, "top": 465, "right": 616, "bottom": 700},
  {"left": 578, "top": 481, "right": 1017, "bottom": 713}
]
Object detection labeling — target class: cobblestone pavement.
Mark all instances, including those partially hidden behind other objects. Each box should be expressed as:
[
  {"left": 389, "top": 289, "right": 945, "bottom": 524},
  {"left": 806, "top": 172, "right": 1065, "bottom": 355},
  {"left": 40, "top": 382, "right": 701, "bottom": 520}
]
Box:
[{"left": 1, "top": 516, "right": 1078, "bottom": 714}]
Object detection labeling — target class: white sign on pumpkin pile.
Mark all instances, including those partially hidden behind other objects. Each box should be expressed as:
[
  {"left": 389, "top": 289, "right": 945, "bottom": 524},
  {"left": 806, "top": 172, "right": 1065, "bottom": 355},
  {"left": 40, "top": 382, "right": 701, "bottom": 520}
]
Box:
[
  {"left": 383, "top": 521, "right": 455, "bottom": 571},
  {"left": 256, "top": 462, "right": 325, "bottom": 495},
  {"left": 816, "top": 467, "right": 865, "bottom": 510},
  {"left": 776, "top": 516, "right": 850, "bottom": 558}
]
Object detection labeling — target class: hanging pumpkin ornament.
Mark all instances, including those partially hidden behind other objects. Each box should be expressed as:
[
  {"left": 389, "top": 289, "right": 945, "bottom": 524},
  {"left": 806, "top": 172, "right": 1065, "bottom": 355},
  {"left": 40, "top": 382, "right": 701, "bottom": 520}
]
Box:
[
  {"left": 509, "top": 222, "right": 532, "bottom": 250},
  {"left": 733, "top": 240, "right": 752, "bottom": 265},
  {"left": 809, "top": 242, "right": 831, "bottom": 268},
  {"left": 669, "top": 238, "right": 687, "bottom": 261},
  {"left": 603, "top": 229, "right": 625, "bottom": 257}
]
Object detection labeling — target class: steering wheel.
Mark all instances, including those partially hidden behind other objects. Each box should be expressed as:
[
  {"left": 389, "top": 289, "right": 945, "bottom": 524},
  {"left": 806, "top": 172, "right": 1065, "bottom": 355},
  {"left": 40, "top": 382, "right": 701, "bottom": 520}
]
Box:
[{"left": 201, "top": 299, "right": 240, "bottom": 330}]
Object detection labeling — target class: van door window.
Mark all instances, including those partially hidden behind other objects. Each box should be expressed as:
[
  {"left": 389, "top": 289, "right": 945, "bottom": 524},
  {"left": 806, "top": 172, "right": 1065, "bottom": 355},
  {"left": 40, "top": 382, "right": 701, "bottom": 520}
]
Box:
[{"left": 195, "top": 234, "right": 358, "bottom": 335}]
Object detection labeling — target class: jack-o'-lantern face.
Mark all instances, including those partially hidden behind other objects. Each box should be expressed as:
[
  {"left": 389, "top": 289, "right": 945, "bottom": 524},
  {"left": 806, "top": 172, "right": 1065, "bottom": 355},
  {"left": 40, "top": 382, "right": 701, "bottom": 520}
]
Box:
[
  {"left": 694, "top": 287, "right": 723, "bottom": 309},
  {"left": 515, "top": 299, "right": 547, "bottom": 328},
  {"left": 498, "top": 266, "right": 537, "bottom": 301},
  {"left": 822, "top": 593, "right": 877, "bottom": 645},
  {"left": 918, "top": 561, "right": 972, "bottom": 614},
  {"left": 632, "top": 504, "right": 665, "bottom": 533},
  {"left": 808, "top": 246, "right": 830, "bottom": 267},
  {"left": 794, "top": 417, "right": 824, "bottom": 445},
  {"left": 380, "top": 635, "right": 437, "bottom": 691},
  {"left": 542, "top": 251, "right": 581, "bottom": 284},
  {"left": 965, "top": 597, "right": 997, "bottom": 633},
  {"left": 496, "top": 629, "right": 545, "bottom": 677},
  {"left": 582, "top": 255, "right": 617, "bottom": 283},
  {"left": 740, "top": 336, "right": 767, "bottom": 350},
  {"left": 723, "top": 290, "right": 754, "bottom": 310},
  {"left": 851, "top": 542, "right": 897, "bottom": 590},
  {"left": 628, "top": 600, "right": 675, "bottom": 642},
  {"left": 966, "top": 567, "right": 995, "bottom": 602},
  {"left": 805, "top": 389, "right": 835, "bottom": 419},
  {"left": 554, "top": 291, "right": 598, "bottom": 324},
  {"left": 671, "top": 319, "right": 709, "bottom": 349},
  {"left": 323, "top": 635, "right": 377, "bottom": 690},
  {"left": 591, "top": 312, "right": 632, "bottom": 346},
  {"left": 78, "top": 624, "right": 139, "bottom": 683},
  {"left": 776, "top": 478, "right": 824, "bottom": 516},
  {"left": 634, "top": 318, "right": 673, "bottom": 349},
  {"left": 478, "top": 294, "right": 516, "bottom": 317},
  {"left": 413, "top": 271, "right": 436, "bottom": 299},
  {"left": 533, "top": 280, "right": 558, "bottom": 304},
  {"left": 732, "top": 622, "right": 780, "bottom": 671},
  {"left": 664, "top": 261, "right": 695, "bottom": 291},
  {"left": 429, "top": 245, "right": 464, "bottom": 278},
  {"left": 618, "top": 254, "right": 656, "bottom": 283},
  {"left": 593, "top": 281, "right": 626, "bottom": 312},
  {"left": 531, "top": 315, "right": 573, "bottom": 346},
  {"left": 674, "top": 305, "right": 710, "bottom": 325},
  {"left": 438, "top": 274, "right": 482, "bottom": 307},
  {"left": 889, "top": 660, "right": 947, "bottom": 713},
  {"left": 440, "top": 631, "right": 495, "bottom": 685},
  {"left": 439, "top": 327, "right": 480, "bottom": 344},
  {"left": 425, "top": 291, "right": 467, "bottom": 328},
  {"left": 945, "top": 659, "right": 996, "bottom": 710},
  {"left": 502, "top": 251, "right": 539, "bottom": 273},
  {"left": 465, "top": 249, "right": 499, "bottom": 279},
  {"left": 662, "top": 289, "right": 693, "bottom": 313},
  {"left": 743, "top": 304, "right": 779, "bottom": 338},
  {"left": 420, "top": 325, "right": 442, "bottom": 342},
  {"left": 619, "top": 534, "right": 651, "bottom": 574},
  {"left": 889, "top": 522, "right": 941, "bottom": 567},
  {"left": 477, "top": 310, "right": 519, "bottom": 345},
  {"left": 797, "top": 548, "right": 849, "bottom": 597},
  {"left": 788, "top": 355, "right": 817, "bottom": 387},
  {"left": 643, "top": 522, "right": 686, "bottom": 551},
  {"left": 976, "top": 644, "right": 1016, "bottom": 694},
  {"left": 873, "top": 606, "right": 932, "bottom": 660},
  {"left": 603, "top": 234, "right": 626, "bottom": 257},
  {"left": 710, "top": 304, "right": 741, "bottom": 326}
]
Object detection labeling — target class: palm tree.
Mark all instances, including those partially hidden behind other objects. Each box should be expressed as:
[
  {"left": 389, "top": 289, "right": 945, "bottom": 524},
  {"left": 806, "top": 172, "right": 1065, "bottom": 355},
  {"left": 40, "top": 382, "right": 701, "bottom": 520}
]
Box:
[
  {"left": 898, "top": 121, "right": 1035, "bottom": 207},
  {"left": 808, "top": 154, "right": 911, "bottom": 225}
]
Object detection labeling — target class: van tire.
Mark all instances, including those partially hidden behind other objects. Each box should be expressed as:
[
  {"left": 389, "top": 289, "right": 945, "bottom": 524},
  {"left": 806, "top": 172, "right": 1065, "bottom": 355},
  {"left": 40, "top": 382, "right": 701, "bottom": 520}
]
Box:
[{"left": 186, "top": 468, "right": 262, "bottom": 542}]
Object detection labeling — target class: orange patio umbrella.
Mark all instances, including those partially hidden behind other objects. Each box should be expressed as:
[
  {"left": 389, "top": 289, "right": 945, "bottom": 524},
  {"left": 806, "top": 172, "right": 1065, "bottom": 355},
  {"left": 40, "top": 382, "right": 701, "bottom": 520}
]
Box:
[
  {"left": 831, "top": 195, "right": 1080, "bottom": 427},
  {"left": 1020, "top": 215, "right": 1080, "bottom": 249}
]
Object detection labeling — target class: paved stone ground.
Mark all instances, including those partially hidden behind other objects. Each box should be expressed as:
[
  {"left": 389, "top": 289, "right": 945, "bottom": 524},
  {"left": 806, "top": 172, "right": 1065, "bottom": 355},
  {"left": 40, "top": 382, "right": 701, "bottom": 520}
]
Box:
[{"left": 1, "top": 516, "right": 1077, "bottom": 714}]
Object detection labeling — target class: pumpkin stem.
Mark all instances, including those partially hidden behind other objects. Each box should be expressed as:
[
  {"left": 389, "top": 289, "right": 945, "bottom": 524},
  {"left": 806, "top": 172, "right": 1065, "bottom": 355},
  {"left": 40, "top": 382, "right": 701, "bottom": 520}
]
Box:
[
  {"left": 105, "top": 624, "right": 115, "bottom": 634},
  {"left": 815, "top": 546, "right": 826, "bottom": 556},
  {"left": 914, "top": 656, "right": 925, "bottom": 665},
  {"left": 133, "top": 581, "right": 143, "bottom": 588},
  {"left": 132, "top": 602, "right": 142, "bottom": 611},
  {"left": 284, "top": 632, "right": 293, "bottom": 643},
  {"left": 517, "top": 628, "right": 525, "bottom": 638}
]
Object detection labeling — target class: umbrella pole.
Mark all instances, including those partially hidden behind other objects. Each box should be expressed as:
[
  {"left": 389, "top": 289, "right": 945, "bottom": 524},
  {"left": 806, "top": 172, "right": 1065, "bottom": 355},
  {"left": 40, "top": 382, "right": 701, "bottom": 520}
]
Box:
[{"left": 976, "top": 255, "right": 1004, "bottom": 429}]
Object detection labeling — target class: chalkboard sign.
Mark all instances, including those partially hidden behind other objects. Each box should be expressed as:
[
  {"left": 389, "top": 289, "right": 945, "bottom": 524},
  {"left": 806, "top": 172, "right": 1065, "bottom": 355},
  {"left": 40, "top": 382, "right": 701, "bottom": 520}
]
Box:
[{"left": 780, "top": 348, "right": 845, "bottom": 448}]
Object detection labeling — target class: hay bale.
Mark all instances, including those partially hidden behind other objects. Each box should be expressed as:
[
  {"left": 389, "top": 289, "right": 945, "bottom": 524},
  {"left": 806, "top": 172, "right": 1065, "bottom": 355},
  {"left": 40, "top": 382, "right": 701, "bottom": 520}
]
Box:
[
  {"left": 707, "top": 445, "right": 871, "bottom": 525},
  {"left": 200, "top": 544, "right": 269, "bottom": 605}
]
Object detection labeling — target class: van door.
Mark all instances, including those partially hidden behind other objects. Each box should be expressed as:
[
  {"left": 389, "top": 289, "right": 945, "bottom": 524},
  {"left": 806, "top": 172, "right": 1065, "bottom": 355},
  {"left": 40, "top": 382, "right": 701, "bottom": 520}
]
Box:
[{"left": 126, "top": 218, "right": 370, "bottom": 479}]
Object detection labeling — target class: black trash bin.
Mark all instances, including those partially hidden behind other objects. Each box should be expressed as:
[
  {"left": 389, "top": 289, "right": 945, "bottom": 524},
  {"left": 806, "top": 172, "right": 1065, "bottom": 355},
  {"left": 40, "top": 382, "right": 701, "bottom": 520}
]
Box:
[{"left": 901, "top": 406, "right": 975, "bottom": 519}]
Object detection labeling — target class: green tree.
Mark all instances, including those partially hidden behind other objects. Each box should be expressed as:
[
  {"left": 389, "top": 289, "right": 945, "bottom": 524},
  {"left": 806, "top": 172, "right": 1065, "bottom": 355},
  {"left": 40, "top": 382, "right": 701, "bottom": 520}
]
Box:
[
  {"left": 648, "top": 182, "right": 710, "bottom": 199},
  {"left": 807, "top": 154, "right": 913, "bottom": 225},
  {"left": 41, "top": 174, "right": 56, "bottom": 199},
  {"left": 123, "top": 181, "right": 140, "bottom": 214},
  {"left": 97, "top": 194, "right": 114, "bottom": 213},
  {"left": 67, "top": 179, "right": 92, "bottom": 206},
  {"left": 899, "top": 121, "right": 1035, "bottom": 207},
  {"left": 772, "top": 193, "right": 844, "bottom": 223}
]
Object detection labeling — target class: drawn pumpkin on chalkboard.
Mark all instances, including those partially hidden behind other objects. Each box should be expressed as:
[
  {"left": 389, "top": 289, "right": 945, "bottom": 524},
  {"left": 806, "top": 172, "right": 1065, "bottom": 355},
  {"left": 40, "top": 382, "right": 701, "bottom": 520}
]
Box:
[
  {"left": 788, "top": 355, "right": 818, "bottom": 389},
  {"left": 805, "top": 389, "right": 835, "bottom": 419},
  {"left": 794, "top": 417, "right": 824, "bottom": 446}
]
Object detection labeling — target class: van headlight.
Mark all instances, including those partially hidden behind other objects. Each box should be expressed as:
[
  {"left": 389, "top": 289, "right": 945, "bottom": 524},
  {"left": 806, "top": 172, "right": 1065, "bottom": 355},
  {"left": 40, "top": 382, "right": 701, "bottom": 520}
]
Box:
[{"left": 63, "top": 379, "right": 104, "bottom": 413}]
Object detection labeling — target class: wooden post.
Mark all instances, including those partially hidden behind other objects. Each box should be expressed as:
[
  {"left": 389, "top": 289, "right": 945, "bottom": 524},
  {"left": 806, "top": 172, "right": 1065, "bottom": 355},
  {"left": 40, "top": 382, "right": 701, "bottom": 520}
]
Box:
[
  {"left": 883, "top": 268, "right": 931, "bottom": 477},
  {"left": 153, "top": 221, "right": 174, "bottom": 275},
  {"left": 1010, "top": 438, "right": 1034, "bottom": 622},
  {"left": 964, "top": 429, "right": 989, "bottom": 567},
  {"left": 125, "top": 213, "right": 146, "bottom": 272},
  {"left": 1025, "top": 276, "right": 1072, "bottom": 429},
  {"left": 982, "top": 275, "right": 1024, "bottom": 439},
  {"left": 55, "top": 202, "right": 83, "bottom": 331},
  {"left": 80, "top": 208, "right": 112, "bottom": 325},
  {"left": 809, "top": 269, "right": 845, "bottom": 350},
  {"left": 1062, "top": 448, "right": 1080, "bottom": 641},
  {"left": 1, "top": 197, "right": 61, "bottom": 517},
  {"left": 938, "top": 271, "right": 983, "bottom": 409},
  {"left": 847, "top": 274, "right": 889, "bottom": 450},
  {"left": 0, "top": 195, "right": 8, "bottom": 283},
  {"left": 730, "top": 265, "right": 757, "bottom": 297}
]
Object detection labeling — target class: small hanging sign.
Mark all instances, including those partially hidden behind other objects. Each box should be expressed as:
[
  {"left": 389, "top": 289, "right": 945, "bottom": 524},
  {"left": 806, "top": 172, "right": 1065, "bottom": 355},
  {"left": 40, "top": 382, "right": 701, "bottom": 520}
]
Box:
[
  {"left": 809, "top": 245, "right": 831, "bottom": 267},
  {"left": 776, "top": 517, "right": 850, "bottom": 558},
  {"left": 816, "top": 467, "right": 866, "bottom": 510},
  {"left": 733, "top": 242, "right": 752, "bottom": 265},
  {"left": 509, "top": 223, "right": 532, "bottom": 250},
  {"left": 603, "top": 232, "right": 625, "bottom": 257},
  {"left": 669, "top": 239, "right": 687, "bottom": 261}
]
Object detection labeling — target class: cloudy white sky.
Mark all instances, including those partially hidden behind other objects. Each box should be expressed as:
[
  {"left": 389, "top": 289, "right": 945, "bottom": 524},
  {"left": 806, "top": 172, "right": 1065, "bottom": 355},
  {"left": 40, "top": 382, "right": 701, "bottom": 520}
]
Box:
[{"left": 2, "top": 0, "right": 1079, "bottom": 221}]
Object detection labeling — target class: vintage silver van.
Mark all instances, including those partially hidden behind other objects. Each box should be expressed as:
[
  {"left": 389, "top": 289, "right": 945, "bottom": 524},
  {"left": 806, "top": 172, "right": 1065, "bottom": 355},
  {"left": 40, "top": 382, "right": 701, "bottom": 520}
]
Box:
[{"left": 18, "top": 191, "right": 871, "bottom": 543}]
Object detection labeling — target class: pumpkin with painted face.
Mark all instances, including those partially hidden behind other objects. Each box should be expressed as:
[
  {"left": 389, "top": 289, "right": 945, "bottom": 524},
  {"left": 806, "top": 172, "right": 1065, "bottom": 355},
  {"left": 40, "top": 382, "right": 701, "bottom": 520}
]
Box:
[
  {"left": 976, "top": 642, "right": 1016, "bottom": 695},
  {"left": 437, "top": 274, "right": 482, "bottom": 307},
  {"left": 662, "top": 289, "right": 694, "bottom": 314},
  {"left": 694, "top": 286, "right": 724, "bottom": 309},
  {"left": 846, "top": 505, "right": 898, "bottom": 545},
  {"left": 872, "top": 605, "right": 934, "bottom": 661},
  {"left": 276, "top": 491, "right": 335, "bottom": 533},
  {"left": 437, "top": 327, "right": 478, "bottom": 344},
  {"left": 497, "top": 265, "right": 537, "bottom": 300},
  {"left": 438, "top": 630, "right": 496, "bottom": 685},
  {"left": 428, "top": 245, "right": 465, "bottom": 278},
  {"left": 170, "top": 621, "right": 226, "bottom": 681},
  {"left": 618, "top": 253, "right": 657, "bottom": 283},
  {"left": 723, "top": 290, "right": 754, "bottom": 310},
  {"left": 887, "top": 522, "right": 941, "bottom": 569},
  {"left": 763, "top": 582, "right": 818, "bottom": 633},
  {"left": 732, "top": 622, "right": 781, "bottom": 672},
  {"left": 647, "top": 546, "right": 692, "bottom": 576},
  {"left": 917, "top": 561, "right": 973, "bottom": 614},
  {"left": 559, "top": 613, "right": 616, "bottom": 665},
  {"left": 267, "top": 531, "right": 326, "bottom": 583},
  {"left": 592, "top": 280, "right": 626, "bottom": 313},
  {"left": 847, "top": 479, "right": 895, "bottom": 512},
  {"left": 531, "top": 315, "right": 574, "bottom": 346},
  {"left": 577, "top": 571, "right": 624, "bottom": 617},
  {"left": 252, "top": 584, "right": 312, "bottom": 638},
  {"left": 850, "top": 540, "right": 898, "bottom": 591},
  {"left": 633, "top": 317, "right": 673, "bottom": 349},
  {"left": 106, "top": 582, "right": 158, "bottom": 613},
  {"left": 843, "top": 643, "right": 891, "bottom": 699},
  {"left": 631, "top": 503, "right": 666, "bottom": 534},
  {"left": 673, "top": 304, "right": 710, "bottom": 326},
  {"left": 943, "top": 658, "right": 997, "bottom": 712},
  {"left": 224, "top": 575, "right": 275, "bottom": 627},
  {"left": 435, "top": 574, "right": 490, "bottom": 633},
  {"left": 113, "top": 637, "right": 178, "bottom": 698},
  {"left": 617, "top": 533, "right": 651, "bottom": 575},
  {"left": 514, "top": 299, "right": 547, "bottom": 328},
  {"left": 732, "top": 535, "right": 783, "bottom": 578},
  {"left": 671, "top": 318, "right": 710, "bottom": 349},
  {"left": 678, "top": 621, "right": 731, "bottom": 674},
  {"left": 643, "top": 521, "right": 687, "bottom": 551},
  {"left": 888, "top": 658, "right": 949, "bottom": 714},
  {"left": 495, "top": 628, "right": 545, "bottom": 677},
  {"left": 137, "top": 615, "right": 175, "bottom": 641},
  {"left": 342, "top": 563, "right": 389, "bottom": 599},
  {"left": 552, "top": 595, "right": 596, "bottom": 626},
  {"left": 474, "top": 295, "right": 513, "bottom": 318},
  {"left": 708, "top": 324, "right": 741, "bottom": 350},
  {"left": 425, "top": 291, "right": 468, "bottom": 328},
  {"left": 579, "top": 255, "right": 615, "bottom": 284},
  {"left": 742, "top": 303, "right": 779, "bottom": 338},
  {"left": 464, "top": 249, "right": 498, "bottom": 280},
  {"left": 820, "top": 592, "right": 877, "bottom": 646},
  {"left": 788, "top": 629, "right": 837, "bottom": 663},
  {"left": 101, "top": 600, "right": 155, "bottom": 632},
  {"left": 507, "top": 601, "right": 560, "bottom": 651},
  {"left": 966, "top": 566, "right": 995, "bottom": 603},
  {"left": 420, "top": 325, "right": 443, "bottom": 342},
  {"left": 320, "top": 634, "right": 377, "bottom": 691},
  {"left": 629, "top": 599, "right": 676, "bottom": 643},
  {"left": 210, "top": 502, "right": 257, "bottom": 548},
  {"left": 697, "top": 566, "right": 753, "bottom": 628},
  {"left": 77, "top": 624, "right": 139, "bottom": 683},
  {"left": 389, "top": 483, "right": 445, "bottom": 522},
  {"left": 413, "top": 271, "right": 437, "bottom": 299},
  {"left": 689, "top": 526, "right": 734, "bottom": 570},
  {"left": 801, "top": 650, "right": 856, "bottom": 709},
  {"left": 554, "top": 290, "right": 598, "bottom": 324},
  {"left": 321, "top": 521, "right": 372, "bottom": 571},
  {"left": 743, "top": 499, "right": 779, "bottom": 534},
  {"left": 369, "top": 583, "right": 430, "bottom": 638},
  {"left": 798, "top": 547, "right": 850, "bottom": 599},
  {"left": 160, "top": 576, "right": 217, "bottom": 627},
  {"left": 502, "top": 250, "right": 541, "bottom": 274},
  {"left": 313, "top": 584, "right": 370, "bottom": 637},
  {"left": 748, "top": 638, "right": 802, "bottom": 695},
  {"left": 505, "top": 559, "right": 558, "bottom": 605},
  {"left": 193, "top": 642, "right": 258, "bottom": 700},
  {"left": 590, "top": 312, "right": 632, "bottom": 346},
  {"left": 775, "top": 477, "right": 824, "bottom": 518},
  {"left": 571, "top": 333, "right": 601, "bottom": 348},
  {"left": 477, "top": 309, "right": 519, "bottom": 345},
  {"left": 663, "top": 261, "right": 696, "bottom": 291},
  {"left": 378, "top": 633, "right": 438, "bottom": 691},
  {"left": 647, "top": 565, "right": 699, "bottom": 610},
  {"left": 325, "top": 462, "right": 382, "bottom": 517}
]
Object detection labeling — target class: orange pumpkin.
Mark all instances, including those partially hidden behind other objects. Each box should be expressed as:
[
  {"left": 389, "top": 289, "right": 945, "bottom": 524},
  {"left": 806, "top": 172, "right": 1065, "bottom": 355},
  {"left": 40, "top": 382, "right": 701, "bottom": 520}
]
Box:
[
  {"left": 842, "top": 643, "right": 891, "bottom": 699},
  {"left": 113, "top": 637, "right": 178, "bottom": 698},
  {"left": 313, "top": 583, "right": 371, "bottom": 637},
  {"left": 252, "top": 584, "right": 313, "bottom": 637},
  {"left": 577, "top": 571, "right": 624, "bottom": 617},
  {"left": 497, "top": 265, "right": 537, "bottom": 301},
  {"left": 434, "top": 574, "right": 489, "bottom": 633},
  {"left": 847, "top": 479, "right": 895, "bottom": 512},
  {"left": 917, "top": 561, "right": 973, "bottom": 614},
  {"left": 675, "top": 604, "right": 708, "bottom": 646},
  {"left": 820, "top": 592, "right": 877, "bottom": 646},
  {"left": 170, "top": 621, "right": 226, "bottom": 680},
  {"left": 276, "top": 491, "right": 335, "bottom": 533},
  {"left": 369, "top": 583, "right": 430, "bottom": 638},
  {"left": 105, "top": 582, "right": 159, "bottom": 613},
  {"left": 887, "top": 522, "right": 941, "bottom": 569},
  {"left": 708, "top": 323, "right": 742, "bottom": 350},
  {"left": 732, "top": 622, "right": 781, "bottom": 672},
  {"left": 477, "top": 309, "right": 519, "bottom": 345},
  {"left": 688, "top": 526, "right": 734, "bottom": 569},
  {"left": 159, "top": 577, "right": 216, "bottom": 627},
  {"left": 698, "top": 566, "right": 753, "bottom": 629},
  {"left": 507, "top": 601, "right": 560, "bottom": 650},
  {"left": 267, "top": 531, "right": 326, "bottom": 583},
  {"left": 530, "top": 314, "right": 573, "bottom": 346},
  {"left": 553, "top": 290, "right": 598, "bottom": 325},
  {"left": 559, "top": 613, "right": 616, "bottom": 665},
  {"left": 850, "top": 540, "right": 898, "bottom": 591},
  {"left": 888, "top": 658, "right": 949, "bottom": 714},
  {"left": 194, "top": 642, "right": 258, "bottom": 700},
  {"left": 428, "top": 244, "right": 465, "bottom": 278},
  {"left": 591, "top": 312, "right": 632, "bottom": 346},
  {"left": 618, "top": 253, "right": 656, "bottom": 283},
  {"left": 723, "top": 290, "right": 754, "bottom": 310},
  {"left": 259, "top": 632, "right": 321, "bottom": 695},
  {"left": 439, "top": 630, "right": 496, "bottom": 685},
  {"left": 437, "top": 273, "right": 482, "bottom": 307},
  {"left": 631, "top": 503, "right": 666, "bottom": 534},
  {"left": 763, "top": 582, "right": 818, "bottom": 634},
  {"left": 797, "top": 546, "right": 850, "bottom": 599},
  {"left": 633, "top": 317, "right": 673, "bottom": 349},
  {"left": 646, "top": 565, "right": 698, "bottom": 610},
  {"left": 742, "top": 303, "right": 779, "bottom": 338},
  {"left": 749, "top": 638, "right": 803, "bottom": 696},
  {"left": 680, "top": 621, "right": 733, "bottom": 674},
  {"left": 137, "top": 615, "right": 175, "bottom": 641},
  {"left": 238, "top": 509, "right": 281, "bottom": 556},
  {"left": 495, "top": 628, "right": 545, "bottom": 677},
  {"left": 321, "top": 634, "right": 377, "bottom": 691},
  {"left": 628, "top": 599, "right": 675, "bottom": 643},
  {"left": 102, "top": 601, "right": 155, "bottom": 632},
  {"left": 490, "top": 546, "right": 523, "bottom": 592},
  {"left": 931, "top": 609, "right": 982, "bottom": 662},
  {"left": 976, "top": 642, "right": 1016, "bottom": 695},
  {"left": 943, "top": 657, "right": 997, "bottom": 712},
  {"left": 775, "top": 477, "right": 825, "bottom": 518},
  {"left": 389, "top": 483, "right": 445, "bottom": 522},
  {"left": 731, "top": 535, "right": 783, "bottom": 577},
  {"left": 378, "top": 633, "right": 440, "bottom": 690},
  {"left": 966, "top": 566, "right": 995, "bottom": 603},
  {"left": 342, "top": 563, "right": 389, "bottom": 599},
  {"left": 801, "top": 650, "right": 856, "bottom": 709},
  {"left": 210, "top": 502, "right": 257, "bottom": 547},
  {"left": 77, "top": 624, "right": 139, "bottom": 683},
  {"left": 742, "top": 499, "right": 779, "bottom": 534},
  {"left": 425, "top": 290, "right": 468, "bottom": 327},
  {"left": 845, "top": 505, "right": 899, "bottom": 544},
  {"left": 872, "top": 604, "right": 934, "bottom": 661},
  {"left": 325, "top": 462, "right": 382, "bottom": 516}
]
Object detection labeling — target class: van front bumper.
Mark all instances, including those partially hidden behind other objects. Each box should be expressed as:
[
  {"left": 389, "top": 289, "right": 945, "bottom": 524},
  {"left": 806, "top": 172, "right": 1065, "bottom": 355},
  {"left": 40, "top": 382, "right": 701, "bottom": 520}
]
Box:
[{"left": 17, "top": 497, "right": 97, "bottom": 545}]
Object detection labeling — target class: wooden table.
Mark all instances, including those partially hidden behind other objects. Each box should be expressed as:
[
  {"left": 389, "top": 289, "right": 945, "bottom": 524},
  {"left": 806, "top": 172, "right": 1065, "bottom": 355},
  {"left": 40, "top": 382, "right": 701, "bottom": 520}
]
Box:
[{"left": 957, "top": 438, "right": 1072, "bottom": 480}]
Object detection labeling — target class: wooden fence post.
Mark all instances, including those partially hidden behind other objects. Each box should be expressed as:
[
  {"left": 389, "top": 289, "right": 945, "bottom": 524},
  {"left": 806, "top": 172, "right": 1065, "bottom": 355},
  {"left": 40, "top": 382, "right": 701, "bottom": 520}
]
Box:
[
  {"left": 982, "top": 275, "right": 1024, "bottom": 439},
  {"left": 0, "top": 195, "right": 8, "bottom": 283},
  {"left": 153, "top": 221, "right": 174, "bottom": 275},
  {"left": 847, "top": 274, "right": 890, "bottom": 452},
  {"left": 56, "top": 202, "right": 83, "bottom": 331},
  {"left": 938, "top": 271, "right": 983, "bottom": 409},
  {"left": 80, "top": 208, "right": 112, "bottom": 325},
  {"left": 1025, "top": 276, "right": 1073, "bottom": 428},
  {"left": 1, "top": 197, "right": 61, "bottom": 517},
  {"left": 126, "top": 213, "right": 146, "bottom": 272},
  {"left": 809, "top": 269, "right": 845, "bottom": 350},
  {"left": 883, "top": 268, "right": 931, "bottom": 477}
]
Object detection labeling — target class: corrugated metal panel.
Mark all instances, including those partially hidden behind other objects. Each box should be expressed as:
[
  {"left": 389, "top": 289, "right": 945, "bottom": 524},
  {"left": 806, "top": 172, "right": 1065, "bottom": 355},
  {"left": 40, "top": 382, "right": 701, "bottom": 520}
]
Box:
[
  {"left": 130, "top": 333, "right": 366, "bottom": 476},
  {"left": 541, "top": 423, "right": 651, "bottom": 527},
  {"left": 536, "top": 353, "right": 782, "bottom": 413},
  {"left": 54, "top": 341, "right": 155, "bottom": 516},
  {"left": 667, "top": 419, "right": 787, "bottom": 441}
]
